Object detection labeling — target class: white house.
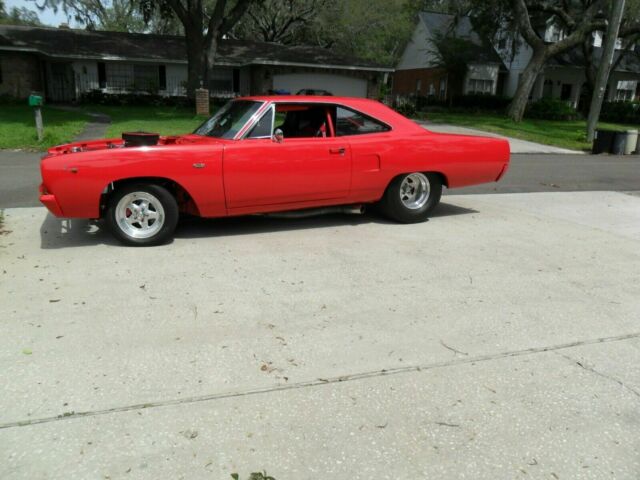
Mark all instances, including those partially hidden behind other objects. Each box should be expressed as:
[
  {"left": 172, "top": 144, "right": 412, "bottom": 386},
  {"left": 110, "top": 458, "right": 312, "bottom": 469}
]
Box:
[
  {"left": 0, "top": 24, "right": 392, "bottom": 102},
  {"left": 395, "top": 11, "right": 640, "bottom": 108},
  {"left": 495, "top": 18, "right": 640, "bottom": 108},
  {"left": 394, "top": 12, "right": 506, "bottom": 99}
]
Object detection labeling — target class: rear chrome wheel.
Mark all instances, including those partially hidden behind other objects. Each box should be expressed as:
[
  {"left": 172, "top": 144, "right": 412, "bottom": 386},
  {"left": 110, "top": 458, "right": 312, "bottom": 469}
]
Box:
[
  {"left": 399, "top": 173, "right": 431, "bottom": 210},
  {"left": 380, "top": 172, "right": 442, "bottom": 223},
  {"left": 106, "top": 184, "right": 178, "bottom": 246}
]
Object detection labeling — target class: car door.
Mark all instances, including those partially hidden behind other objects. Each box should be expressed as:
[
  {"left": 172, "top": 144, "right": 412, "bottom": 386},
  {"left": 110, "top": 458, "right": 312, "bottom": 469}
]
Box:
[{"left": 223, "top": 103, "right": 352, "bottom": 210}]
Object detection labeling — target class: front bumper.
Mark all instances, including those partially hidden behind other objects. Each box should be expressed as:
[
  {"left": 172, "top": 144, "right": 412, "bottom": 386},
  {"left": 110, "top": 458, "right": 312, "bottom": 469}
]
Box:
[{"left": 39, "top": 185, "right": 64, "bottom": 217}]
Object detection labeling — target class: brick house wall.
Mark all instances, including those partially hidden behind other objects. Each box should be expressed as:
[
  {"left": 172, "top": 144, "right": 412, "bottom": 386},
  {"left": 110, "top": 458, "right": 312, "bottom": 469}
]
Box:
[
  {"left": 393, "top": 68, "right": 448, "bottom": 98},
  {"left": 0, "top": 52, "right": 43, "bottom": 99}
]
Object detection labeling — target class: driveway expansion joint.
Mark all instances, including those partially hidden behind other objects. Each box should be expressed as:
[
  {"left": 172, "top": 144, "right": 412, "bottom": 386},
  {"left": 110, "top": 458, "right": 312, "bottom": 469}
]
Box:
[
  {"left": 2, "top": 331, "right": 639, "bottom": 431},
  {"left": 555, "top": 351, "right": 640, "bottom": 399}
]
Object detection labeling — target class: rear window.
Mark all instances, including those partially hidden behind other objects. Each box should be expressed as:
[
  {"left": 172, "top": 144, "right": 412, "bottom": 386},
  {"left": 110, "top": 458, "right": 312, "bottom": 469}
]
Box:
[{"left": 334, "top": 107, "right": 390, "bottom": 136}]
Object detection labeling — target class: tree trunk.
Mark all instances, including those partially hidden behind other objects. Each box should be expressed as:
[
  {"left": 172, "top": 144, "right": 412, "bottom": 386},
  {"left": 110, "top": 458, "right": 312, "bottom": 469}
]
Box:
[
  {"left": 185, "top": 30, "right": 205, "bottom": 98},
  {"left": 586, "top": 0, "right": 626, "bottom": 143},
  {"left": 204, "top": 36, "right": 220, "bottom": 89},
  {"left": 506, "top": 49, "right": 547, "bottom": 122}
]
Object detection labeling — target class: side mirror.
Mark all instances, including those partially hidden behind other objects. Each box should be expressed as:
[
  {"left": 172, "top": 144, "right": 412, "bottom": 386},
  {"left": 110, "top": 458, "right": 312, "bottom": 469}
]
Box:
[{"left": 272, "top": 128, "right": 284, "bottom": 143}]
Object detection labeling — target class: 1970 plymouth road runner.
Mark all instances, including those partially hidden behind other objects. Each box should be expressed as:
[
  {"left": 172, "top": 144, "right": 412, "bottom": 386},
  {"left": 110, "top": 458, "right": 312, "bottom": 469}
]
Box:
[{"left": 40, "top": 96, "right": 510, "bottom": 246}]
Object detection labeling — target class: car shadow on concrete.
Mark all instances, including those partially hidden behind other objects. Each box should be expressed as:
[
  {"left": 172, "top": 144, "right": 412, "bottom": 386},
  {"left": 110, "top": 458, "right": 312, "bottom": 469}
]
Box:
[
  {"left": 39, "top": 203, "right": 477, "bottom": 248},
  {"left": 40, "top": 214, "right": 120, "bottom": 249},
  {"left": 175, "top": 203, "right": 477, "bottom": 239}
]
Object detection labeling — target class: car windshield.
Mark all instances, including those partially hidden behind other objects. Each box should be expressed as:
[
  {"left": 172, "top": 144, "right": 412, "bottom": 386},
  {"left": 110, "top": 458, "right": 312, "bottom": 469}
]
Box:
[{"left": 193, "top": 100, "right": 263, "bottom": 139}]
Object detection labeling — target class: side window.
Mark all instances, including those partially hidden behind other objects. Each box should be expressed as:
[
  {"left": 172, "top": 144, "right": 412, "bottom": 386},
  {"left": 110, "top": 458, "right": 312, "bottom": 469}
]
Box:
[
  {"left": 275, "top": 104, "right": 329, "bottom": 138},
  {"left": 246, "top": 106, "right": 274, "bottom": 139},
  {"left": 335, "top": 107, "right": 389, "bottom": 136}
]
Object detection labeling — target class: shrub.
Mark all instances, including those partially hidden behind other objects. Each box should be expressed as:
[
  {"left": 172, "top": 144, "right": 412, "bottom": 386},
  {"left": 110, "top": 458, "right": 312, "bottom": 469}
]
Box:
[
  {"left": 78, "top": 90, "right": 193, "bottom": 107},
  {"left": 0, "top": 94, "right": 24, "bottom": 105},
  {"left": 600, "top": 101, "right": 640, "bottom": 124},
  {"left": 525, "top": 98, "right": 579, "bottom": 121},
  {"left": 395, "top": 101, "right": 416, "bottom": 117}
]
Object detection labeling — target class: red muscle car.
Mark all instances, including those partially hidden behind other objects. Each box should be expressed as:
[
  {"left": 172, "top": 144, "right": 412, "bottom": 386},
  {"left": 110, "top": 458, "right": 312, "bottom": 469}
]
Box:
[{"left": 40, "top": 96, "right": 510, "bottom": 246}]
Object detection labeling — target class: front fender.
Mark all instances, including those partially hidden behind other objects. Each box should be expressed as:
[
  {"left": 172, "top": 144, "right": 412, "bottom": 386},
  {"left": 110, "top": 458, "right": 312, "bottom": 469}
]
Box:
[{"left": 40, "top": 145, "right": 226, "bottom": 218}]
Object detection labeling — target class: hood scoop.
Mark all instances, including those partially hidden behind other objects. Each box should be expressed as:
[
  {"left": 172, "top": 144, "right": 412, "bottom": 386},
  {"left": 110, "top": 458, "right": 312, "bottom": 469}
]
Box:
[{"left": 122, "top": 131, "right": 160, "bottom": 147}]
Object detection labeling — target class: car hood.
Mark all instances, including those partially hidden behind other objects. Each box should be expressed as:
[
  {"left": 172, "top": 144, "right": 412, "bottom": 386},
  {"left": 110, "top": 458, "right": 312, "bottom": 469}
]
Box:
[{"left": 45, "top": 134, "right": 228, "bottom": 157}]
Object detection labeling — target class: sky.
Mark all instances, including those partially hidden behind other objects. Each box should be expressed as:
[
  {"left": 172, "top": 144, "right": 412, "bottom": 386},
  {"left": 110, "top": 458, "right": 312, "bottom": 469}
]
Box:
[{"left": 5, "top": 0, "right": 75, "bottom": 27}]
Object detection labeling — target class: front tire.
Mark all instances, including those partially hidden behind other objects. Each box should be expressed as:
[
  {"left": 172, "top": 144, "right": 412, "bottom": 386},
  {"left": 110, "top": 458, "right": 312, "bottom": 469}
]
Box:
[
  {"left": 105, "top": 184, "right": 179, "bottom": 246},
  {"left": 380, "top": 172, "right": 442, "bottom": 223}
]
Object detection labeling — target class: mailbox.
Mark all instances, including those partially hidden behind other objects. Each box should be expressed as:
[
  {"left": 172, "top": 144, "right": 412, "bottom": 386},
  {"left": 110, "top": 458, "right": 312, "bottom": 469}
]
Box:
[{"left": 28, "top": 94, "right": 43, "bottom": 107}]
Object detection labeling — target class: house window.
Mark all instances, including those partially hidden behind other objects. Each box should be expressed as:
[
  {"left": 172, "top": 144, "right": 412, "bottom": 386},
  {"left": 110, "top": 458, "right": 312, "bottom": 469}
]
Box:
[
  {"left": 97, "top": 62, "right": 106, "bottom": 88},
  {"left": 616, "top": 81, "right": 636, "bottom": 101},
  {"left": 416, "top": 79, "right": 422, "bottom": 93},
  {"left": 543, "top": 79, "right": 553, "bottom": 98},
  {"left": 593, "top": 31, "right": 603, "bottom": 48},
  {"left": 106, "top": 63, "right": 133, "bottom": 91},
  {"left": 428, "top": 83, "right": 435, "bottom": 96},
  {"left": 209, "top": 68, "right": 233, "bottom": 92},
  {"left": 545, "top": 24, "right": 564, "bottom": 43},
  {"left": 158, "top": 65, "right": 167, "bottom": 90},
  {"left": 133, "top": 64, "right": 159, "bottom": 92},
  {"left": 439, "top": 78, "right": 447, "bottom": 99},
  {"left": 468, "top": 78, "right": 493, "bottom": 94},
  {"left": 560, "top": 83, "right": 572, "bottom": 101}
]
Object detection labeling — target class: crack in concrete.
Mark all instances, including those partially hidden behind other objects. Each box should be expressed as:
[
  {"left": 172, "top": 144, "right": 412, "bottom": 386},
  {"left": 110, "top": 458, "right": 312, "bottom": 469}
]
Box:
[
  {"left": 1, "top": 331, "right": 639, "bottom": 430},
  {"left": 556, "top": 352, "right": 640, "bottom": 399}
]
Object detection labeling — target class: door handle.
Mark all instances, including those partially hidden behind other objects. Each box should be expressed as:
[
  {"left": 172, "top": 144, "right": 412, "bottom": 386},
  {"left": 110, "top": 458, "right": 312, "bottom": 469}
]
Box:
[{"left": 330, "top": 147, "right": 346, "bottom": 155}]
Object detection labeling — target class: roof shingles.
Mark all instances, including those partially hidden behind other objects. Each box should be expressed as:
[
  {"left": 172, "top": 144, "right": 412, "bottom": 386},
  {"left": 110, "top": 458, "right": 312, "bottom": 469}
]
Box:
[{"left": 0, "top": 24, "right": 391, "bottom": 71}]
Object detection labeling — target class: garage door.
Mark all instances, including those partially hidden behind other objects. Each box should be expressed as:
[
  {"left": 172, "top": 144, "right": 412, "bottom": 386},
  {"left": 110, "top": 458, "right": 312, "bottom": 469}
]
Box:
[{"left": 273, "top": 73, "right": 368, "bottom": 97}]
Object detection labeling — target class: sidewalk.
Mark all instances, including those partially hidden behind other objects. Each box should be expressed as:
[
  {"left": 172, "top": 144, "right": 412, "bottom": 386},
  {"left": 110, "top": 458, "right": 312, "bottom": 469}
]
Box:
[
  {"left": 420, "top": 121, "right": 585, "bottom": 154},
  {"left": 50, "top": 105, "right": 111, "bottom": 141}
]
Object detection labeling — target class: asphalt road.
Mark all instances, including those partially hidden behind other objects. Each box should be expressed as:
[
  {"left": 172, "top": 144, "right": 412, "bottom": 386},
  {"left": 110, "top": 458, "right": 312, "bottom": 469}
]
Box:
[
  {"left": 1, "top": 151, "right": 640, "bottom": 209},
  {"left": 1, "top": 191, "right": 639, "bottom": 479}
]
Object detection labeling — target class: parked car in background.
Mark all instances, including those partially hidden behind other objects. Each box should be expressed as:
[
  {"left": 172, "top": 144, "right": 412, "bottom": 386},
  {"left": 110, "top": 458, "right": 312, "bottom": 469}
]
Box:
[
  {"left": 267, "top": 89, "right": 291, "bottom": 95},
  {"left": 39, "top": 96, "right": 510, "bottom": 246},
  {"left": 297, "top": 89, "right": 333, "bottom": 96}
]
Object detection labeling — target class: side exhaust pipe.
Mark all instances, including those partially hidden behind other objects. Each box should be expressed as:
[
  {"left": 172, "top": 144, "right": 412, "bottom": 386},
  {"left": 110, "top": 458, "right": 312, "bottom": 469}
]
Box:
[{"left": 265, "top": 205, "right": 365, "bottom": 219}]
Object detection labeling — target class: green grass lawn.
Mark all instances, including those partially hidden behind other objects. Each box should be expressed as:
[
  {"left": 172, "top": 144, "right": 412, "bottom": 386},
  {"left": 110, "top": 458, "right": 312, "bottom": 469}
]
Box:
[
  {"left": 0, "top": 105, "right": 89, "bottom": 150},
  {"left": 83, "top": 105, "right": 209, "bottom": 138},
  {"left": 423, "top": 111, "right": 639, "bottom": 151}
]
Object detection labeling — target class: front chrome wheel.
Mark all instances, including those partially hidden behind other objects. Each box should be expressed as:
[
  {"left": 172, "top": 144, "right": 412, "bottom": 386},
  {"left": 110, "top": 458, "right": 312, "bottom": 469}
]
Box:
[
  {"left": 399, "top": 172, "right": 430, "bottom": 210},
  {"left": 115, "top": 191, "right": 165, "bottom": 239}
]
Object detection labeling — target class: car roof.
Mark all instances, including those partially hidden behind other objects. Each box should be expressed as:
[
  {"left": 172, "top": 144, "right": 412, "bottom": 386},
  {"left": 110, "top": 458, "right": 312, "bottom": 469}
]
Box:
[{"left": 238, "top": 95, "right": 424, "bottom": 132}]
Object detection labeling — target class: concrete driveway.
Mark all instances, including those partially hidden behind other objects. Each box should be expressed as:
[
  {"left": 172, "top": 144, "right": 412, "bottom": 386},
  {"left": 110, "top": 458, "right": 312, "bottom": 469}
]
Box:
[{"left": 1, "top": 191, "right": 639, "bottom": 479}]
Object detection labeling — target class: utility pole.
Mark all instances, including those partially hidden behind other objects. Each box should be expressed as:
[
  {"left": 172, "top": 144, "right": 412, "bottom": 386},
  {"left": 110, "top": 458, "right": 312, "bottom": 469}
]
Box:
[{"left": 586, "top": 0, "right": 626, "bottom": 143}]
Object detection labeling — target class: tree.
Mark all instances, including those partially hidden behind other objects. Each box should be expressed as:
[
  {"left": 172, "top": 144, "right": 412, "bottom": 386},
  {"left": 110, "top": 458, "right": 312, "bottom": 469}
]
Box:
[
  {"left": 32, "top": 0, "right": 147, "bottom": 31},
  {"left": 1, "top": 1, "right": 42, "bottom": 25},
  {"left": 581, "top": 0, "right": 640, "bottom": 114},
  {"left": 305, "top": 0, "right": 417, "bottom": 66},
  {"left": 140, "top": 0, "right": 254, "bottom": 96},
  {"left": 586, "top": 0, "right": 626, "bottom": 142},
  {"left": 231, "top": 0, "right": 325, "bottom": 44},
  {"left": 428, "top": 29, "right": 484, "bottom": 105},
  {"left": 506, "top": 0, "right": 609, "bottom": 122}
]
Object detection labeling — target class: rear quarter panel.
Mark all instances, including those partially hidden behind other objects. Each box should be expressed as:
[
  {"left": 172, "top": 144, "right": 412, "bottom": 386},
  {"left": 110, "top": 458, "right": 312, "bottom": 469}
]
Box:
[
  {"left": 396, "top": 130, "right": 511, "bottom": 188},
  {"left": 345, "top": 129, "right": 510, "bottom": 202}
]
